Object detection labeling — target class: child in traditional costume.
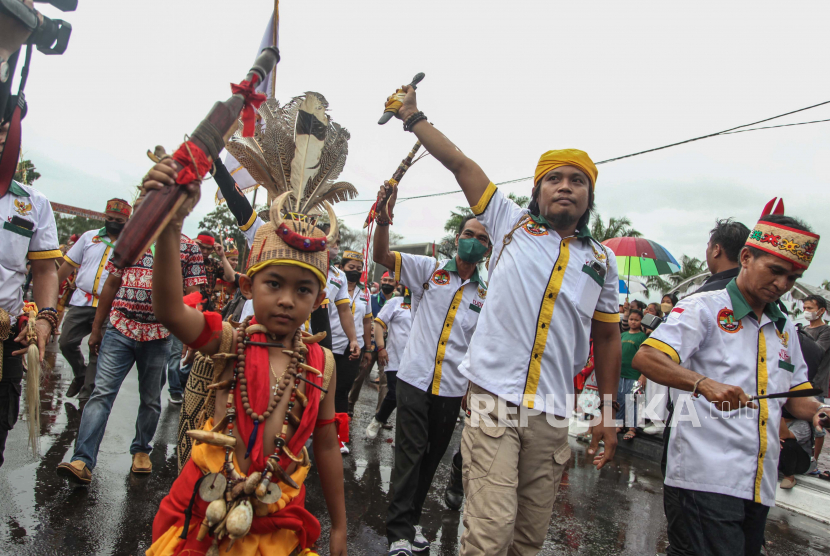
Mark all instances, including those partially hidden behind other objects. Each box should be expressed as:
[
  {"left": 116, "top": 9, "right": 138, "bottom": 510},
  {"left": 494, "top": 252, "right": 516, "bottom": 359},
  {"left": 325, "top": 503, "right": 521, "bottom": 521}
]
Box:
[{"left": 143, "top": 157, "right": 348, "bottom": 555}]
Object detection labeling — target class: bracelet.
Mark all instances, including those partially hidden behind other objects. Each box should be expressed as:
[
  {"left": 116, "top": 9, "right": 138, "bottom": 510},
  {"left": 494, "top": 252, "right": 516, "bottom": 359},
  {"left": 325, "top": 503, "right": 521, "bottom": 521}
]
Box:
[
  {"left": 375, "top": 218, "right": 391, "bottom": 226},
  {"left": 692, "top": 376, "right": 708, "bottom": 398},
  {"left": 403, "top": 111, "right": 427, "bottom": 132},
  {"left": 36, "top": 312, "right": 58, "bottom": 332}
]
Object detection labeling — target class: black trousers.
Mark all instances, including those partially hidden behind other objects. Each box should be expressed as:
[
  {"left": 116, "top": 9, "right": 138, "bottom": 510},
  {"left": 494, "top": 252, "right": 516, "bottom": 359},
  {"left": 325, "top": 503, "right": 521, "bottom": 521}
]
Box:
[
  {"left": 58, "top": 305, "right": 99, "bottom": 398},
  {"left": 376, "top": 370, "right": 398, "bottom": 423},
  {"left": 333, "top": 346, "right": 360, "bottom": 415},
  {"left": 778, "top": 438, "right": 811, "bottom": 476},
  {"left": 386, "top": 379, "right": 462, "bottom": 544},
  {"left": 0, "top": 337, "right": 24, "bottom": 468},
  {"left": 664, "top": 484, "right": 770, "bottom": 556}
]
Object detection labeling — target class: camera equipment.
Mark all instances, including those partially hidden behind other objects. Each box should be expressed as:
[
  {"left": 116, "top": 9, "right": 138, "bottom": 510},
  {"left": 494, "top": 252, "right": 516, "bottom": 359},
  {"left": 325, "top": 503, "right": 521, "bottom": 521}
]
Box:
[{"left": 641, "top": 313, "right": 662, "bottom": 333}]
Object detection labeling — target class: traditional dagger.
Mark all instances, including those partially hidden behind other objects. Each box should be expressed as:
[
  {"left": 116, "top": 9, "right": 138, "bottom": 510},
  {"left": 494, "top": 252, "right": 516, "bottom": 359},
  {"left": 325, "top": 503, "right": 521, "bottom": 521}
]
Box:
[{"left": 378, "top": 72, "right": 425, "bottom": 125}]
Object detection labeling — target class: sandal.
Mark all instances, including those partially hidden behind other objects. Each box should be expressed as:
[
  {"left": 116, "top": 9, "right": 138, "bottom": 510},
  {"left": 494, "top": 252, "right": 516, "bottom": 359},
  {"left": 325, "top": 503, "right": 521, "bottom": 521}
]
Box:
[
  {"left": 818, "top": 471, "right": 830, "bottom": 481},
  {"left": 623, "top": 429, "right": 636, "bottom": 441}
]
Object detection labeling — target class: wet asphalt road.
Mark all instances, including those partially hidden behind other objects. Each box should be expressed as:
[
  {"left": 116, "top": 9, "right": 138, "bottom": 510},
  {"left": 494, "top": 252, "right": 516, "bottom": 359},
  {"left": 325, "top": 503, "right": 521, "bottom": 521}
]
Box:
[{"left": 2, "top": 352, "right": 830, "bottom": 556}]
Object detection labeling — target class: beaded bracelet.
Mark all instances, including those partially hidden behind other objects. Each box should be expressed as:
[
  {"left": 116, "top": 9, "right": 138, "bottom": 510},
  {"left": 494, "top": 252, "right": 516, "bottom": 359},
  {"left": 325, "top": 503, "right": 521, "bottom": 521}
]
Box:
[
  {"left": 403, "top": 111, "right": 427, "bottom": 132},
  {"left": 376, "top": 218, "right": 391, "bottom": 226}
]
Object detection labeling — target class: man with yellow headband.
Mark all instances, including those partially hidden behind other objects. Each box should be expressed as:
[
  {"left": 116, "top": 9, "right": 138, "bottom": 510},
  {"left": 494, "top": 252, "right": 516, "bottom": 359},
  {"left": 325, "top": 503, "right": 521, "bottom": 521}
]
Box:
[
  {"left": 633, "top": 199, "right": 827, "bottom": 555},
  {"left": 384, "top": 87, "right": 621, "bottom": 556}
]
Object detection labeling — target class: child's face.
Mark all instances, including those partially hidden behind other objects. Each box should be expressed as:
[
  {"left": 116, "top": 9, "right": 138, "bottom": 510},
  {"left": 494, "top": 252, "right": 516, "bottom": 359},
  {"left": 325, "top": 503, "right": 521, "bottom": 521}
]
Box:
[{"left": 240, "top": 266, "right": 325, "bottom": 337}]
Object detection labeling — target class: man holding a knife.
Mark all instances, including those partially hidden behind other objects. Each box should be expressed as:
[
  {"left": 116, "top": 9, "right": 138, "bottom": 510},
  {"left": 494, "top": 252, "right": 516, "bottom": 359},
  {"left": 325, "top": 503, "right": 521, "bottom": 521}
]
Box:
[{"left": 633, "top": 201, "right": 828, "bottom": 556}]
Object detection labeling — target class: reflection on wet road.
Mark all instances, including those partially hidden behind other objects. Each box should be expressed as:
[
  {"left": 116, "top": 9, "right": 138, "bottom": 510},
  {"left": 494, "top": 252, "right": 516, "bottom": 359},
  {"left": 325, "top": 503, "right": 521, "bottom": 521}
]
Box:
[{"left": 2, "top": 356, "right": 830, "bottom": 555}]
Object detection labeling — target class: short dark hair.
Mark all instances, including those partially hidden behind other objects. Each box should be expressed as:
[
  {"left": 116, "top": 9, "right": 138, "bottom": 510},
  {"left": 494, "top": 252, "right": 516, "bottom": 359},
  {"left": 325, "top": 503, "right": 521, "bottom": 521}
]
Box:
[
  {"left": 709, "top": 218, "right": 750, "bottom": 263},
  {"left": 457, "top": 214, "right": 492, "bottom": 246},
  {"left": 197, "top": 230, "right": 214, "bottom": 239},
  {"left": 629, "top": 309, "right": 644, "bottom": 319},
  {"left": 630, "top": 300, "right": 646, "bottom": 311},
  {"left": 804, "top": 295, "right": 827, "bottom": 312},
  {"left": 528, "top": 179, "right": 595, "bottom": 231},
  {"left": 746, "top": 214, "right": 814, "bottom": 262}
]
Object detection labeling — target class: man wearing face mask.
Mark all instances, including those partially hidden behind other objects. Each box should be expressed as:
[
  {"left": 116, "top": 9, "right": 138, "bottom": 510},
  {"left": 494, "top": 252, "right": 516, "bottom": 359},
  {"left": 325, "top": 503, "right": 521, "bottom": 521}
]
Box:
[
  {"left": 348, "top": 271, "right": 399, "bottom": 415},
  {"left": 374, "top": 188, "right": 491, "bottom": 555},
  {"left": 57, "top": 198, "right": 131, "bottom": 401}
]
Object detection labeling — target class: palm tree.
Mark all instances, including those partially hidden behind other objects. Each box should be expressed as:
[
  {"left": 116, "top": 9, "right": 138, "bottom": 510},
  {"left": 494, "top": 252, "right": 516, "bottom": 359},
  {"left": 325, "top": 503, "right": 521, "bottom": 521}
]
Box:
[
  {"left": 590, "top": 213, "right": 642, "bottom": 242},
  {"left": 645, "top": 255, "right": 706, "bottom": 296},
  {"left": 439, "top": 193, "right": 530, "bottom": 258}
]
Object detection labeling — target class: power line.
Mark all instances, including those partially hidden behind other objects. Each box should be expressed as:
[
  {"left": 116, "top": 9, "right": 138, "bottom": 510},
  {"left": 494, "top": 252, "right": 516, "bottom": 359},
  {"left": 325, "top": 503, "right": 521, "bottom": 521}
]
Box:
[{"left": 336, "top": 99, "right": 830, "bottom": 216}]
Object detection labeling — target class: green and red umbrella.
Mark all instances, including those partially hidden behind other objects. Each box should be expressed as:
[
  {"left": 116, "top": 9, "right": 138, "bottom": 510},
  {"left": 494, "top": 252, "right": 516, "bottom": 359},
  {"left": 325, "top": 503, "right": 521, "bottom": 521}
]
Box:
[{"left": 602, "top": 237, "right": 680, "bottom": 294}]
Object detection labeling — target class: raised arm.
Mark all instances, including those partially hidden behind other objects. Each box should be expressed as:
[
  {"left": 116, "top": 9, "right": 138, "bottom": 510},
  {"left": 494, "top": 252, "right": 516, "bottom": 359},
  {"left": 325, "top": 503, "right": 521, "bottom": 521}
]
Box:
[
  {"left": 213, "top": 158, "right": 255, "bottom": 228},
  {"left": 372, "top": 183, "right": 397, "bottom": 270},
  {"left": 394, "top": 85, "right": 491, "bottom": 208}
]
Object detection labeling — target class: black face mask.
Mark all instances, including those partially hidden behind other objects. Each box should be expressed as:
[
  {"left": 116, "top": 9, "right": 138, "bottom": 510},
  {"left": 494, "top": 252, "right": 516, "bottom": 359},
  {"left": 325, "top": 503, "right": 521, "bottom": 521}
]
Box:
[
  {"left": 380, "top": 284, "right": 395, "bottom": 295},
  {"left": 105, "top": 220, "right": 126, "bottom": 237},
  {"left": 345, "top": 270, "right": 362, "bottom": 284}
]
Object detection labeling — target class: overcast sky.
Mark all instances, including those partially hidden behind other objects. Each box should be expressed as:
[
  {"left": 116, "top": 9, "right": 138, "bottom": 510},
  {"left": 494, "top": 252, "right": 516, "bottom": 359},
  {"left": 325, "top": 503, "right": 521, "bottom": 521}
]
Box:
[{"left": 19, "top": 0, "right": 830, "bottom": 291}]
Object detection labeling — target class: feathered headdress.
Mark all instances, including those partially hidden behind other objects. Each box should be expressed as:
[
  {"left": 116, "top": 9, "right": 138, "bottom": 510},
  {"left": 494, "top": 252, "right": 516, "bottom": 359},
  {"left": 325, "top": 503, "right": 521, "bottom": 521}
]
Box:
[{"left": 225, "top": 92, "right": 357, "bottom": 216}]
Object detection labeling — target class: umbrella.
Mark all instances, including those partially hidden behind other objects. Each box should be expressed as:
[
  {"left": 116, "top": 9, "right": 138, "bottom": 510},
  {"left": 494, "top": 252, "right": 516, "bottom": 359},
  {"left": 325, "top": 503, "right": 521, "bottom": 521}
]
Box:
[
  {"left": 619, "top": 279, "right": 647, "bottom": 295},
  {"left": 602, "top": 237, "right": 680, "bottom": 295}
]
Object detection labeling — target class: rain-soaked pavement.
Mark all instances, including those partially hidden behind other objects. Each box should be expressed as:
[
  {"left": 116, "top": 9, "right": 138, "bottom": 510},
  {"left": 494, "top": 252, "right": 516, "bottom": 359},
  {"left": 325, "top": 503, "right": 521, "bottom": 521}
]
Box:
[{"left": 2, "top": 350, "right": 830, "bottom": 556}]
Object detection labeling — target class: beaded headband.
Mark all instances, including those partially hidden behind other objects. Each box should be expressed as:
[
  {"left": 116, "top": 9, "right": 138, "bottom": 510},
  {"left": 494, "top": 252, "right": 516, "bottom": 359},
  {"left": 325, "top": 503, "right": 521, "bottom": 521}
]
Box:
[
  {"left": 106, "top": 198, "right": 132, "bottom": 217},
  {"left": 745, "top": 198, "right": 819, "bottom": 270}
]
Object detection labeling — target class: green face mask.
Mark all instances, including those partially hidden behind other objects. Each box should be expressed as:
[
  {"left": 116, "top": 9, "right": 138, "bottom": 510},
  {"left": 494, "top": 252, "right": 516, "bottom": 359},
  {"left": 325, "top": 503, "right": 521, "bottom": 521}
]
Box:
[{"left": 457, "top": 237, "right": 488, "bottom": 263}]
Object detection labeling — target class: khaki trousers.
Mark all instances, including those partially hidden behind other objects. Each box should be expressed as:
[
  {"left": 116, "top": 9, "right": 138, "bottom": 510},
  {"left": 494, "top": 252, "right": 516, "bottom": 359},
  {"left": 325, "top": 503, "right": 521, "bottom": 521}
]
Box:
[{"left": 460, "top": 384, "right": 571, "bottom": 556}]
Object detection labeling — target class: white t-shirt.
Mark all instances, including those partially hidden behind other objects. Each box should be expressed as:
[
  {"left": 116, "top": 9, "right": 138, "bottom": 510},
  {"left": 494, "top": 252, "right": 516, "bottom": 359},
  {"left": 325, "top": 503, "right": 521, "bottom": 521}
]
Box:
[
  {"left": 375, "top": 296, "right": 413, "bottom": 372},
  {"left": 458, "top": 183, "right": 620, "bottom": 416},
  {"left": 0, "top": 181, "right": 61, "bottom": 324},
  {"left": 64, "top": 227, "right": 117, "bottom": 307},
  {"left": 392, "top": 252, "right": 486, "bottom": 398},
  {"left": 329, "top": 283, "right": 371, "bottom": 354},
  {"left": 645, "top": 280, "right": 811, "bottom": 507}
]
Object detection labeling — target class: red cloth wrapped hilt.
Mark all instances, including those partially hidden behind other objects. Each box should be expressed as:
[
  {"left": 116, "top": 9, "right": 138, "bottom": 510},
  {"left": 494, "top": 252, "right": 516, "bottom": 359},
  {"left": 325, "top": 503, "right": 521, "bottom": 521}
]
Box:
[{"left": 231, "top": 75, "right": 267, "bottom": 137}]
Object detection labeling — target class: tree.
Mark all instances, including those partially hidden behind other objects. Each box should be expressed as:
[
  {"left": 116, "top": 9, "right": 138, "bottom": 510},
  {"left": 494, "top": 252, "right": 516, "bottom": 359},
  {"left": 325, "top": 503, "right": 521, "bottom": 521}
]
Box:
[
  {"left": 645, "top": 255, "right": 706, "bottom": 296},
  {"left": 198, "top": 203, "right": 266, "bottom": 271},
  {"left": 822, "top": 280, "right": 830, "bottom": 291},
  {"left": 14, "top": 159, "right": 40, "bottom": 185},
  {"left": 438, "top": 193, "right": 530, "bottom": 258},
  {"left": 56, "top": 215, "right": 102, "bottom": 245},
  {"left": 590, "top": 213, "right": 642, "bottom": 243}
]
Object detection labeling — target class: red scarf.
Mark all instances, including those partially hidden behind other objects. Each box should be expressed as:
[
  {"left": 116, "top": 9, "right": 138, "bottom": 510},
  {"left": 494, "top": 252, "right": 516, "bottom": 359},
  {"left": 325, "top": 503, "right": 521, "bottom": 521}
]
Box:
[{"left": 234, "top": 317, "right": 325, "bottom": 472}]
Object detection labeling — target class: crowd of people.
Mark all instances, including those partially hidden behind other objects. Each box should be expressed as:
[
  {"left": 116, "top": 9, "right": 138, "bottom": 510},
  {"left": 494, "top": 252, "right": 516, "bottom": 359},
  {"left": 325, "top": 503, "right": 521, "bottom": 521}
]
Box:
[{"left": 1, "top": 76, "right": 829, "bottom": 556}]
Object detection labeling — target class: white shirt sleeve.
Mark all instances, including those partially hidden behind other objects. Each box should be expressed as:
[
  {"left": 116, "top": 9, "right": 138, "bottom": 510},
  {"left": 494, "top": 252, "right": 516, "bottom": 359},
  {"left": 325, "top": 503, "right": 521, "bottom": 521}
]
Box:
[
  {"left": 28, "top": 194, "right": 61, "bottom": 259},
  {"left": 470, "top": 183, "right": 525, "bottom": 248},
  {"left": 593, "top": 246, "right": 620, "bottom": 322},
  {"left": 375, "top": 297, "right": 398, "bottom": 329},
  {"left": 787, "top": 325, "right": 811, "bottom": 390},
  {"left": 241, "top": 216, "right": 265, "bottom": 248},
  {"left": 332, "top": 272, "right": 350, "bottom": 306},
  {"left": 393, "top": 252, "right": 440, "bottom": 299},
  {"left": 64, "top": 231, "right": 90, "bottom": 267},
  {"left": 643, "top": 298, "right": 711, "bottom": 364}
]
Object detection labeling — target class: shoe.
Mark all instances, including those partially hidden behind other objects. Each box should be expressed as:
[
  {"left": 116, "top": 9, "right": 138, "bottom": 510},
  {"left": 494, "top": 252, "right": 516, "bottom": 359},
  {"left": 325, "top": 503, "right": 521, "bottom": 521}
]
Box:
[
  {"left": 388, "top": 539, "right": 413, "bottom": 556},
  {"left": 169, "top": 392, "right": 183, "bottom": 404},
  {"left": 66, "top": 377, "right": 85, "bottom": 398},
  {"left": 366, "top": 418, "right": 383, "bottom": 439},
  {"left": 412, "top": 526, "right": 429, "bottom": 552},
  {"left": 444, "top": 459, "right": 464, "bottom": 510},
  {"left": 780, "top": 476, "right": 797, "bottom": 489},
  {"left": 56, "top": 460, "right": 92, "bottom": 485},
  {"left": 382, "top": 423, "right": 393, "bottom": 430},
  {"left": 131, "top": 452, "right": 152, "bottom": 474},
  {"left": 340, "top": 440, "right": 350, "bottom": 455},
  {"left": 642, "top": 422, "right": 665, "bottom": 436}
]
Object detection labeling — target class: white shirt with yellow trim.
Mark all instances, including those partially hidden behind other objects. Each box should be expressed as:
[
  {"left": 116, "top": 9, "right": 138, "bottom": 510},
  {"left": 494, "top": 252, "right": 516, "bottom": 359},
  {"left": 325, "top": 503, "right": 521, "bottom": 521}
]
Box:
[
  {"left": 393, "top": 252, "right": 486, "bottom": 398},
  {"left": 329, "top": 283, "right": 371, "bottom": 353},
  {"left": 645, "top": 282, "right": 810, "bottom": 507},
  {"left": 375, "top": 296, "right": 412, "bottom": 372},
  {"left": 241, "top": 214, "right": 264, "bottom": 247},
  {"left": 458, "top": 183, "right": 619, "bottom": 416},
  {"left": 64, "top": 228, "right": 117, "bottom": 308},
  {"left": 0, "top": 181, "right": 61, "bottom": 324}
]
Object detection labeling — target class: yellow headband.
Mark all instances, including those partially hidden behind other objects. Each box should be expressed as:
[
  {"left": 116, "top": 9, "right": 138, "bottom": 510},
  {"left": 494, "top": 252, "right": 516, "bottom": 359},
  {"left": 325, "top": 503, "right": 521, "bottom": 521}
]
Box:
[
  {"left": 342, "top": 250, "right": 363, "bottom": 262},
  {"left": 534, "top": 149, "right": 598, "bottom": 190},
  {"left": 246, "top": 259, "right": 327, "bottom": 290}
]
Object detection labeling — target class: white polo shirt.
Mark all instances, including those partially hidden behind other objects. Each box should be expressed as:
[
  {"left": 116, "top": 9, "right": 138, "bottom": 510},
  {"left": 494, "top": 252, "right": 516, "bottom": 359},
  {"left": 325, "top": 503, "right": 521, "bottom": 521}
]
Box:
[
  {"left": 644, "top": 279, "right": 811, "bottom": 507},
  {"left": 63, "top": 227, "right": 116, "bottom": 308},
  {"left": 0, "top": 181, "right": 61, "bottom": 325},
  {"left": 458, "top": 183, "right": 620, "bottom": 416},
  {"left": 330, "top": 283, "right": 371, "bottom": 353},
  {"left": 375, "top": 295, "right": 413, "bottom": 372},
  {"left": 392, "top": 252, "right": 486, "bottom": 398}
]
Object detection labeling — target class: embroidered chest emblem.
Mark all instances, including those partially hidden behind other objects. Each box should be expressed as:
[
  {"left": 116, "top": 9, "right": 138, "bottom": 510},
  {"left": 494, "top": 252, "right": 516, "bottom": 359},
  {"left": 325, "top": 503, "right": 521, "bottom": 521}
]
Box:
[
  {"left": 477, "top": 286, "right": 487, "bottom": 299},
  {"left": 523, "top": 220, "right": 549, "bottom": 237},
  {"left": 776, "top": 330, "right": 789, "bottom": 348},
  {"left": 92, "top": 236, "right": 102, "bottom": 244},
  {"left": 401, "top": 303, "right": 411, "bottom": 310},
  {"left": 717, "top": 308, "right": 743, "bottom": 333},
  {"left": 591, "top": 244, "right": 607, "bottom": 263},
  {"left": 14, "top": 200, "right": 32, "bottom": 216},
  {"left": 430, "top": 269, "right": 451, "bottom": 286}
]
